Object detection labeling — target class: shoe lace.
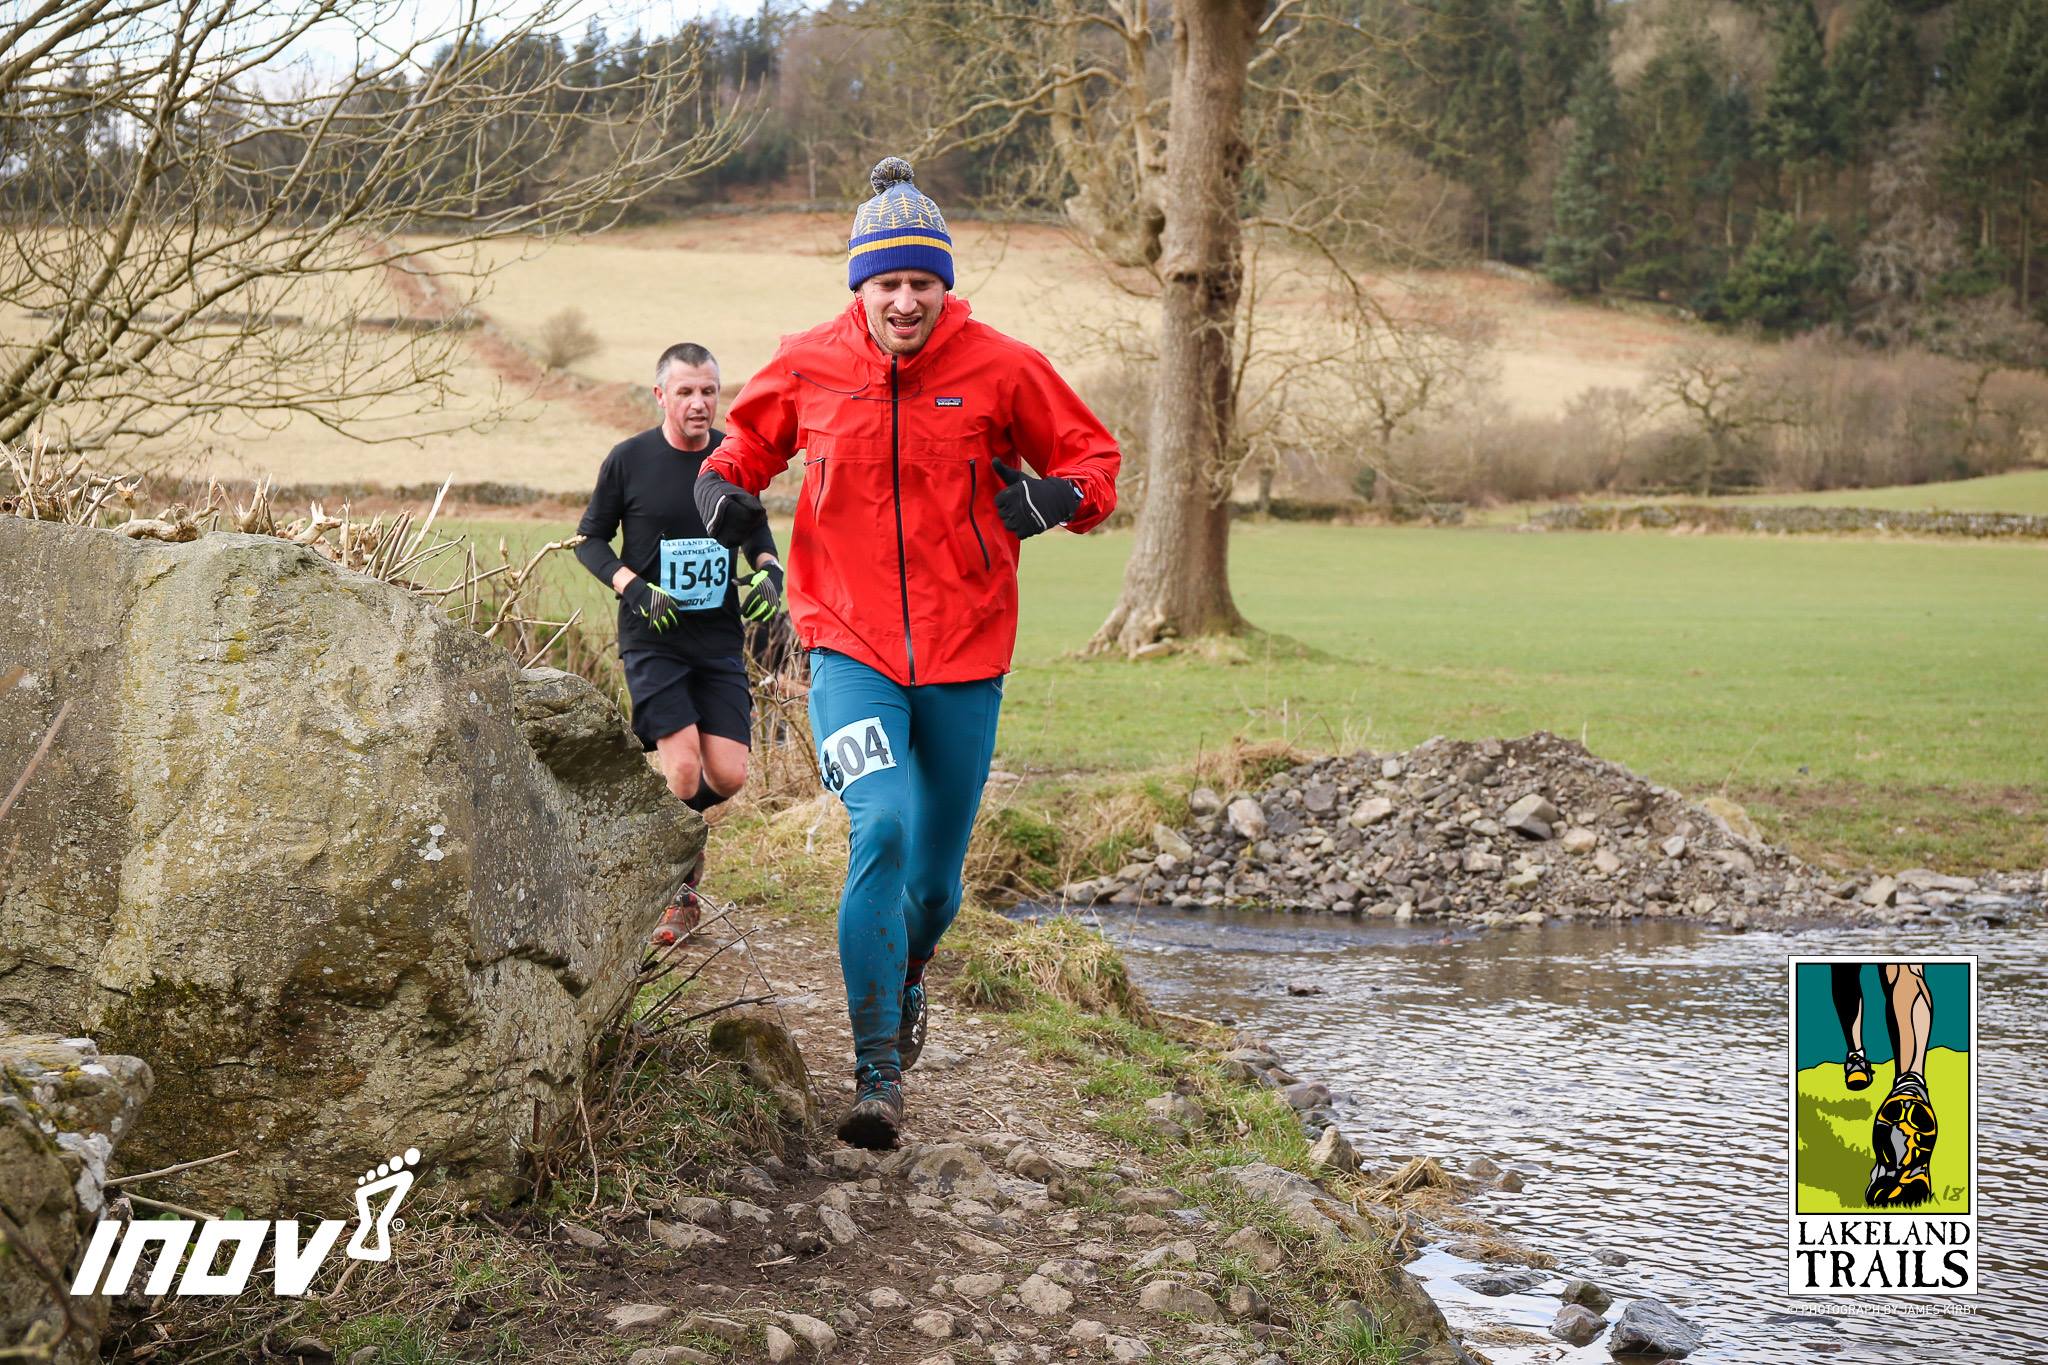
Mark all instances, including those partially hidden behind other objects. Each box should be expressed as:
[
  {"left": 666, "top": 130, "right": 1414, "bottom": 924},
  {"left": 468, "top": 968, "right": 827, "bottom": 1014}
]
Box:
[{"left": 854, "top": 1062, "right": 901, "bottom": 1103}]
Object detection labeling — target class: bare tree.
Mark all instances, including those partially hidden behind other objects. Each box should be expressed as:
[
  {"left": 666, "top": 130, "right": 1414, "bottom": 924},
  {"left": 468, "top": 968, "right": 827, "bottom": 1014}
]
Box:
[
  {"left": 0, "top": 0, "right": 746, "bottom": 457},
  {"left": 840, "top": 0, "right": 1435, "bottom": 651},
  {"left": 1650, "top": 343, "right": 1783, "bottom": 497},
  {"left": 1338, "top": 291, "right": 1497, "bottom": 506}
]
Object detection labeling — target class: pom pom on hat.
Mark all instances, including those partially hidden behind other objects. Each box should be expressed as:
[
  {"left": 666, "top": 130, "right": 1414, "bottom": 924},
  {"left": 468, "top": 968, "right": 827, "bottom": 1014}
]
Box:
[
  {"left": 848, "top": 155, "right": 954, "bottom": 291},
  {"left": 870, "top": 156, "right": 916, "bottom": 195}
]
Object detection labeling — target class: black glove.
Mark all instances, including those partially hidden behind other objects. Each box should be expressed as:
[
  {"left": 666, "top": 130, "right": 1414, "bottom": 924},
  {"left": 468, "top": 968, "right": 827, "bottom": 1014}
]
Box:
[
  {"left": 694, "top": 471, "right": 768, "bottom": 548},
  {"left": 740, "top": 561, "right": 785, "bottom": 622},
  {"left": 621, "top": 576, "right": 681, "bottom": 632},
  {"left": 992, "top": 461, "right": 1083, "bottom": 538}
]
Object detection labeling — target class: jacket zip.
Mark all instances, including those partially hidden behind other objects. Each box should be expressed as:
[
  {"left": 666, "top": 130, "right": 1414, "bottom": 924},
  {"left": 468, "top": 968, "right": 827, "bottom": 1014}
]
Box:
[
  {"left": 967, "top": 462, "right": 991, "bottom": 570},
  {"left": 889, "top": 355, "right": 916, "bottom": 684}
]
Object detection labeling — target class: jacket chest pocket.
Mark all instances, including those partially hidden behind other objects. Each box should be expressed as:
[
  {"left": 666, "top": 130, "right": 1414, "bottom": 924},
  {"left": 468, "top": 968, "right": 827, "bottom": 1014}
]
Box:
[{"left": 799, "top": 395, "right": 890, "bottom": 516}]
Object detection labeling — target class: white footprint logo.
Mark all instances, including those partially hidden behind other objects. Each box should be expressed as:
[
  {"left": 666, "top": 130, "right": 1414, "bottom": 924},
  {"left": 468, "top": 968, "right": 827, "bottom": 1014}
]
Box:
[{"left": 345, "top": 1147, "right": 422, "bottom": 1262}]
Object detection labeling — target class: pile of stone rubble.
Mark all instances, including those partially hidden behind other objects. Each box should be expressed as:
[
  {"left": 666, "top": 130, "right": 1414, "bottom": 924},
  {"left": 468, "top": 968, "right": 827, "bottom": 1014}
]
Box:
[{"left": 1060, "top": 733, "right": 2041, "bottom": 929}]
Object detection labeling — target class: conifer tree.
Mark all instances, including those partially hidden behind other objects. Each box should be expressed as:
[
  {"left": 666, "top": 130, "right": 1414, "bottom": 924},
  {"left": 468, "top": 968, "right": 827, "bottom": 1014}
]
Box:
[
  {"left": 1827, "top": 0, "right": 1923, "bottom": 159},
  {"left": 1543, "top": 58, "right": 1623, "bottom": 294},
  {"left": 1757, "top": 0, "right": 1840, "bottom": 217}
]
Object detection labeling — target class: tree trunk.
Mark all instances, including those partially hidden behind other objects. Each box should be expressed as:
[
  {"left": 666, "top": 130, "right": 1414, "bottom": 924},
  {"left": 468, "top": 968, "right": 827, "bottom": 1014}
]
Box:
[{"left": 1091, "top": 0, "right": 1262, "bottom": 654}]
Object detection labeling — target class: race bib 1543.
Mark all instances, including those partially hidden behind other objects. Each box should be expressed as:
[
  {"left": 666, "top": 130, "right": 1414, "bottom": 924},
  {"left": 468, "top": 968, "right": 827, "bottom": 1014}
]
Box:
[
  {"left": 659, "top": 537, "right": 729, "bottom": 610},
  {"left": 818, "top": 716, "right": 896, "bottom": 795}
]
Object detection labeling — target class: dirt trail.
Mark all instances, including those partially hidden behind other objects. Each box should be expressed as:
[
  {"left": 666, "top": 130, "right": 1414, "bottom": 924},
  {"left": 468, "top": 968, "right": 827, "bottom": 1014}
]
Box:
[
  {"left": 525, "top": 894, "right": 1466, "bottom": 1365},
  {"left": 373, "top": 244, "right": 651, "bottom": 437}
]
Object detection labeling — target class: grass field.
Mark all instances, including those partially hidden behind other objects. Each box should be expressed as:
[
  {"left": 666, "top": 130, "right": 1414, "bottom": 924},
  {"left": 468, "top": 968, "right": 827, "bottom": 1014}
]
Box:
[
  {"left": 1483, "top": 469, "right": 2048, "bottom": 526},
  {"left": 1730, "top": 469, "right": 2048, "bottom": 516},
  {"left": 446, "top": 514, "right": 2048, "bottom": 872},
  {"left": 1797, "top": 1048, "right": 1970, "bottom": 1214}
]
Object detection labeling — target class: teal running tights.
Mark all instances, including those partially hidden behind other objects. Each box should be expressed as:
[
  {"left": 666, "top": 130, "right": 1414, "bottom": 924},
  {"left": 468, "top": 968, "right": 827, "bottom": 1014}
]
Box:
[{"left": 808, "top": 649, "right": 1003, "bottom": 1072}]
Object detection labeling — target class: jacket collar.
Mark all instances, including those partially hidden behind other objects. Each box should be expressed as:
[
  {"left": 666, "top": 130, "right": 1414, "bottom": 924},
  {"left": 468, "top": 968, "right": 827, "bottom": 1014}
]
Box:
[{"left": 836, "top": 294, "right": 973, "bottom": 377}]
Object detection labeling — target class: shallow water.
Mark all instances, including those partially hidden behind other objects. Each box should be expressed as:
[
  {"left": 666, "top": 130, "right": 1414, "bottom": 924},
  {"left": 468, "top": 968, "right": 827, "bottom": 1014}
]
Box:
[{"left": 1095, "top": 908, "right": 2047, "bottom": 1364}]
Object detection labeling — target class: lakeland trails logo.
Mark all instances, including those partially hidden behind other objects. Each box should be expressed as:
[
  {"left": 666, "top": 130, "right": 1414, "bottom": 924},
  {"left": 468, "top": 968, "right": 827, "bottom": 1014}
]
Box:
[
  {"left": 1788, "top": 958, "right": 1978, "bottom": 1296},
  {"left": 70, "top": 1148, "right": 422, "bottom": 1298}
]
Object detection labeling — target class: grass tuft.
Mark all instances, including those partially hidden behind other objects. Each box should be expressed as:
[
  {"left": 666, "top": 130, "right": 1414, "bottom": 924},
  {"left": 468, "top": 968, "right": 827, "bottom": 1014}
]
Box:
[{"left": 955, "top": 912, "right": 1157, "bottom": 1024}]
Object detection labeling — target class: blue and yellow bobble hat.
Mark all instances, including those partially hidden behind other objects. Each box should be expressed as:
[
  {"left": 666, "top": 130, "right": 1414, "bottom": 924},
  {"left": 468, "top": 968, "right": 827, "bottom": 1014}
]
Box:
[{"left": 848, "top": 157, "right": 954, "bottom": 291}]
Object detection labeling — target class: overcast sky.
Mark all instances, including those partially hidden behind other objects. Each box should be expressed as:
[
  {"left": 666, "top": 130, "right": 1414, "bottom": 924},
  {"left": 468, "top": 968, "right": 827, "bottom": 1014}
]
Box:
[{"left": 288, "top": 0, "right": 741, "bottom": 78}]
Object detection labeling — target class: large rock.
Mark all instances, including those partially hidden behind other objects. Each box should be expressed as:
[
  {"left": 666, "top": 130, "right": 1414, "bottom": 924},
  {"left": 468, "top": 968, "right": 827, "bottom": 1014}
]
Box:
[
  {"left": 0, "top": 1034, "right": 152, "bottom": 1364},
  {"left": 708, "top": 1012, "right": 817, "bottom": 1126},
  {"left": 1220, "top": 1163, "right": 1370, "bottom": 1240},
  {"left": 1607, "top": 1298, "right": 1704, "bottom": 1357},
  {"left": 0, "top": 521, "right": 701, "bottom": 1214}
]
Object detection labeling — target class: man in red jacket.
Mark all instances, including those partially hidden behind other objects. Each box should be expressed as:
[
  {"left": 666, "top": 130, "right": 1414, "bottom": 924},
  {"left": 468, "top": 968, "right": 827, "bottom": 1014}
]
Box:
[{"left": 696, "top": 157, "right": 1120, "bottom": 1147}]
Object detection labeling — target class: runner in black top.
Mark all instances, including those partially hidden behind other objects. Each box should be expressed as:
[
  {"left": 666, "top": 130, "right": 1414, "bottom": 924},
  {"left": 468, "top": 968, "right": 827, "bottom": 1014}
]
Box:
[{"left": 575, "top": 342, "right": 785, "bottom": 945}]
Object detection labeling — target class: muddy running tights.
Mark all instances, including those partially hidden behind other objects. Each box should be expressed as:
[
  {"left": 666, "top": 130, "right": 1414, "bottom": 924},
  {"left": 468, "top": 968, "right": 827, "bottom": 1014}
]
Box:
[{"left": 808, "top": 649, "right": 1003, "bottom": 1073}]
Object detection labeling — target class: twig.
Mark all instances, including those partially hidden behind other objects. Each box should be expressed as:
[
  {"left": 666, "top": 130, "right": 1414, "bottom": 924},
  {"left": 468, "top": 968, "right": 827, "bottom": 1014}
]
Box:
[
  {"left": 523, "top": 607, "right": 583, "bottom": 668},
  {"left": 578, "top": 1089, "right": 601, "bottom": 1214},
  {"left": 127, "top": 1192, "right": 218, "bottom": 1220},
  {"left": 640, "top": 994, "right": 772, "bottom": 1040},
  {"left": 0, "top": 700, "right": 71, "bottom": 826},
  {"left": 633, "top": 923, "right": 758, "bottom": 1030},
  {"left": 107, "top": 1148, "right": 241, "bottom": 1187}
]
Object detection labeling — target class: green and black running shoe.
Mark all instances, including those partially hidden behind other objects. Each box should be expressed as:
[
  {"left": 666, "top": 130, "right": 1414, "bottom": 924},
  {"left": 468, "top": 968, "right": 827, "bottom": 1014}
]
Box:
[
  {"left": 1865, "top": 1070, "right": 1937, "bottom": 1208},
  {"left": 898, "top": 979, "right": 927, "bottom": 1072},
  {"left": 837, "top": 1062, "right": 904, "bottom": 1151},
  {"left": 1843, "top": 1049, "right": 1874, "bottom": 1091}
]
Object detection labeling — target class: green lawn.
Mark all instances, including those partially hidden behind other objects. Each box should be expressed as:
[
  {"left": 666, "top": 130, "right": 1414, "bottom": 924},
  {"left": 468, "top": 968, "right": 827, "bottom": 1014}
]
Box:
[
  {"left": 1730, "top": 469, "right": 2048, "bottom": 515},
  {"left": 445, "top": 516, "right": 2048, "bottom": 871},
  {"left": 1483, "top": 468, "right": 2048, "bottom": 525}
]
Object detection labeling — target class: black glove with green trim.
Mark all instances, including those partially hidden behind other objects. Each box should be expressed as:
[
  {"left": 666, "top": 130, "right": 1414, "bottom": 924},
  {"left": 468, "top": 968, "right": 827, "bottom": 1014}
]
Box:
[
  {"left": 740, "top": 561, "right": 785, "bottom": 623},
  {"left": 622, "top": 577, "right": 681, "bottom": 632},
  {"left": 992, "top": 461, "right": 1083, "bottom": 538}
]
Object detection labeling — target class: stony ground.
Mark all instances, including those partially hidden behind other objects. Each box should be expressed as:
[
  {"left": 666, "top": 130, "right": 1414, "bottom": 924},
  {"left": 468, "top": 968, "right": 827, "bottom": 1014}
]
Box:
[
  {"left": 510, "top": 902, "right": 1469, "bottom": 1365},
  {"left": 1063, "top": 733, "right": 2042, "bottom": 931}
]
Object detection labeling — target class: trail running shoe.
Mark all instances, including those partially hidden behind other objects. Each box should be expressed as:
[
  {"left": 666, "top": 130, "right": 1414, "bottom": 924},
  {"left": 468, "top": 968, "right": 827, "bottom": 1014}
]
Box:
[
  {"left": 648, "top": 854, "right": 705, "bottom": 949},
  {"left": 898, "top": 979, "right": 927, "bottom": 1072},
  {"left": 1844, "top": 1049, "right": 1874, "bottom": 1091},
  {"left": 837, "top": 1063, "right": 904, "bottom": 1150},
  {"left": 1865, "top": 1071, "right": 1938, "bottom": 1208}
]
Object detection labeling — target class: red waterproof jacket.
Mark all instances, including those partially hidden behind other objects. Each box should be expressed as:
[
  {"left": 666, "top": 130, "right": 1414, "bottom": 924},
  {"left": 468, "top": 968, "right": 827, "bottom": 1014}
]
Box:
[{"left": 706, "top": 296, "right": 1120, "bottom": 685}]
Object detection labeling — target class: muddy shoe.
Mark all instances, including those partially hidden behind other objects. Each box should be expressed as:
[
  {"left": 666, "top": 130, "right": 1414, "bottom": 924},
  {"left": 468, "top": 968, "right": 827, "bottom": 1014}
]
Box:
[
  {"left": 648, "top": 890, "right": 700, "bottom": 949},
  {"left": 837, "top": 1063, "right": 904, "bottom": 1150},
  {"left": 897, "top": 979, "right": 927, "bottom": 1071},
  {"left": 1865, "top": 1071, "right": 1937, "bottom": 1208},
  {"left": 648, "top": 854, "right": 706, "bottom": 950},
  {"left": 1843, "top": 1049, "right": 1873, "bottom": 1091}
]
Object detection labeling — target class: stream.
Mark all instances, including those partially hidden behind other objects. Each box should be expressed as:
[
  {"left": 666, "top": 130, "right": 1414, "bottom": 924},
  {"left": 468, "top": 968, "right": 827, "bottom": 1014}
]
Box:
[{"left": 1094, "top": 908, "right": 2046, "bottom": 1363}]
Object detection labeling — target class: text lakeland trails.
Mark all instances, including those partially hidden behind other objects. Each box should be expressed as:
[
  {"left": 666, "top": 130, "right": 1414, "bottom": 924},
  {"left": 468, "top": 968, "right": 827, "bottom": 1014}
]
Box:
[{"left": 1795, "top": 1219, "right": 1973, "bottom": 1247}]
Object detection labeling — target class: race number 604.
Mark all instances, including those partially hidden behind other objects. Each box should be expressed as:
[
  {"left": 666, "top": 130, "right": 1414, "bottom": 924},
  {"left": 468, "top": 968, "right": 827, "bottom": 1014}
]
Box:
[{"left": 818, "top": 717, "right": 896, "bottom": 794}]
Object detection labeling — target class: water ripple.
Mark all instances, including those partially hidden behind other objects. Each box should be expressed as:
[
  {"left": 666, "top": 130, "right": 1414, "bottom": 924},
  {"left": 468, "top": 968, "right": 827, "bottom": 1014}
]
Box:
[{"left": 1100, "top": 909, "right": 2045, "bottom": 1364}]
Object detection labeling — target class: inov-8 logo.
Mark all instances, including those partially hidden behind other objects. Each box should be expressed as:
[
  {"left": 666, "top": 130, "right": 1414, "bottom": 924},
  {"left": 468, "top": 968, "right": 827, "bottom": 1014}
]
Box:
[{"left": 72, "top": 1148, "right": 422, "bottom": 1298}]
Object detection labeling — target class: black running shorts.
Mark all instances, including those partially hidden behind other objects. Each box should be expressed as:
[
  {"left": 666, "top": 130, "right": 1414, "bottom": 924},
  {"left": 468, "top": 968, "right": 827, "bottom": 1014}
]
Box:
[{"left": 621, "top": 650, "right": 753, "bottom": 751}]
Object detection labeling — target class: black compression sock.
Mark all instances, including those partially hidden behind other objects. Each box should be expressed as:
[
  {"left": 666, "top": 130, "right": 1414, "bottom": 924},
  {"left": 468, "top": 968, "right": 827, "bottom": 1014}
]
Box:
[{"left": 683, "top": 783, "right": 733, "bottom": 813}]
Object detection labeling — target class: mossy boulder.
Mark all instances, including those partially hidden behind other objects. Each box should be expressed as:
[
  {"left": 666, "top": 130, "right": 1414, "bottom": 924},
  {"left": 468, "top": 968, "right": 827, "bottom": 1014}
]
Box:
[
  {"left": 0, "top": 1034, "right": 152, "bottom": 1364},
  {"left": 708, "top": 1013, "right": 817, "bottom": 1127},
  {"left": 0, "top": 520, "right": 701, "bottom": 1215}
]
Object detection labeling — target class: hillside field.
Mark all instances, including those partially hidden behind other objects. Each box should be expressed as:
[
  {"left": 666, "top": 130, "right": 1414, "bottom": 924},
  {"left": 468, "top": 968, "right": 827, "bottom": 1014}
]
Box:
[{"left": 125, "top": 215, "right": 1765, "bottom": 495}]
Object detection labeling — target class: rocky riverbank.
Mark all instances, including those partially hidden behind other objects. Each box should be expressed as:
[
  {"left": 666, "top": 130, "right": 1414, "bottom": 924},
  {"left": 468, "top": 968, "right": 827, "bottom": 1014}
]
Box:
[{"left": 1059, "top": 733, "right": 2043, "bottom": 930}]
